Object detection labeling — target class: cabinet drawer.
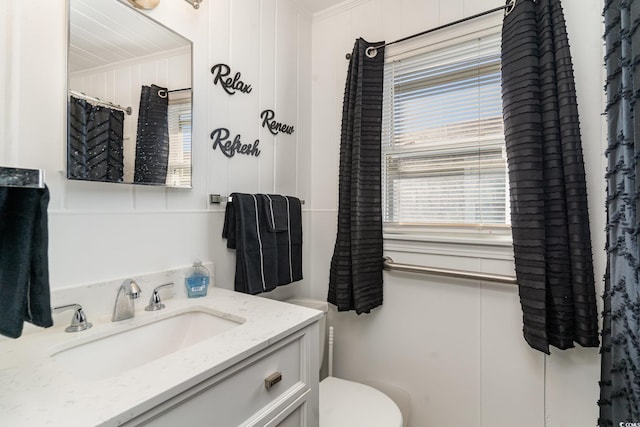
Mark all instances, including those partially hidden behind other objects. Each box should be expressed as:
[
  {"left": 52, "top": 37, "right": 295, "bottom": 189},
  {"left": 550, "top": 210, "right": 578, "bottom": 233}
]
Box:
[
  {"left": 138, "top": 332, "right": 306, "bottom": 427},
  {"left": 216, "top": 335, "right": 304, "bottom": 423}
]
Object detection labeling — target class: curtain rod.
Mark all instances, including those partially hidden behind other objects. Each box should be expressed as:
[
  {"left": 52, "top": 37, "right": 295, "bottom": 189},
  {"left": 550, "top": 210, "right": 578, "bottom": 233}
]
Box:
[
  {"left": 346, "top": 0, "right": 517, "bottom": 60},
  {"left": 69, "top": 90, "right": 133, "bottom": 115}
]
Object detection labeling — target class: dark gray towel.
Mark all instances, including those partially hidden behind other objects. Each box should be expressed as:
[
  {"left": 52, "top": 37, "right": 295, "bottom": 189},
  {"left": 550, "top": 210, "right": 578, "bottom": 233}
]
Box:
[
  {"left": 260, "top": 195, "right": 303, "bottom": 285},
  {"left": 0, "top": 185, "right": 53, "bottom": 338},
  {"left": 262, "top": 194, "right": 290, "bottom": 232},
  {"left": 222, "top": 193, "right": 302, "bottom": 294}
]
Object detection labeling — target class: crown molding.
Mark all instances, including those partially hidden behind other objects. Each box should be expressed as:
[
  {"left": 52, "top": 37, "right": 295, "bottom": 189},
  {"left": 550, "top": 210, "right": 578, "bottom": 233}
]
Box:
[{"left": 313, "top": 0, "right": 371, "bottom": 22}]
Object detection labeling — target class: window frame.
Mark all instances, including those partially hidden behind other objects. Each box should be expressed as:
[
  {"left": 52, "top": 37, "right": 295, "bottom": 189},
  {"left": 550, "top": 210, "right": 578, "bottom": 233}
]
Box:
[{"left": 381, "top": 13, "right": 512, "bottom": 250}]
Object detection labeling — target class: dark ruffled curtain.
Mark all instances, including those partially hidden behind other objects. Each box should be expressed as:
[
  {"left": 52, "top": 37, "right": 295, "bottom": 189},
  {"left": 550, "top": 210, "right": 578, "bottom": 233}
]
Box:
[
  {"left": 68, "top": 96, "right": 124, "bottom": 182},
  {"left": 599, "top": 1, "right": 640, "bottom": 424},
  {"left": 501, "top": 0, "right": 599, "bottom": 354},
  {"left": 134, "top": 84, "right": 169, "bottom": 184},
  {"left": 328, "top": 38, "right": 385, "bottom": 314}
]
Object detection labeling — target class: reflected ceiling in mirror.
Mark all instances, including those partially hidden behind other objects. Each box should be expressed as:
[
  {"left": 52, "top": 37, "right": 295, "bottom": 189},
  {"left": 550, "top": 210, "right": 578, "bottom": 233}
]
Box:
[{"left": 68, "top": 0, "right": 193, "bottom": 188}]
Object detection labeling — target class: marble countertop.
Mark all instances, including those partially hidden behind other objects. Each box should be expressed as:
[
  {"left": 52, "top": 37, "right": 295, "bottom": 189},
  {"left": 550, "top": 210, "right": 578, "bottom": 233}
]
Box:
[{"left": 0, "top": 288, "right": 322, "bottom": 427}]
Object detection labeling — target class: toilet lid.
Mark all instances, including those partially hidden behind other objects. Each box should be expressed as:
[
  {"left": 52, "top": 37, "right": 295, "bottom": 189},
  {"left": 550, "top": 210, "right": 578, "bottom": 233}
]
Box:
[{"left": 320, "top": 377, "right": 403, "bottom": 427}]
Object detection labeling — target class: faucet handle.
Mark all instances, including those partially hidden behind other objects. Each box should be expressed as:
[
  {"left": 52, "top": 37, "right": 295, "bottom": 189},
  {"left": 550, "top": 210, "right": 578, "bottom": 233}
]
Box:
[
  {"left": 52, "top": 303, "right": 93, "bottom": 332},
  {"left": 145, "top": 282, "right": 174, "bottom": 311}
]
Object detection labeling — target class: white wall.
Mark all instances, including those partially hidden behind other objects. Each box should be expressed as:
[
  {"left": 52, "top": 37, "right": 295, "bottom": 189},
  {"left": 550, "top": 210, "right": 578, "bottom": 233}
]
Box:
[
  {"left": 0, "top": 0, "right": 312, "bottom": 303},
  {"left": 307, "top": 1, "right": 605, "bottom": 426}
]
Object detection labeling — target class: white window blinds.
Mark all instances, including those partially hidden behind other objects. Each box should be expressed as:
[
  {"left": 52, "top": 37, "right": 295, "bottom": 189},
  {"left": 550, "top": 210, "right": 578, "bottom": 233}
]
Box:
[
  {"left": 382, "top": 29, "right": 508, "bottom": 229},
  {"left": 166, "top": 95, "right": 192, "bottom": 187}
]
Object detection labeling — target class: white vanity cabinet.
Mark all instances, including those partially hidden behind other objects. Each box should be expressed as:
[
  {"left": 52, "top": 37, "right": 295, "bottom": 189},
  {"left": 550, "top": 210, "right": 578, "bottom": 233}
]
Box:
[
  {"left": 124, "top": 322, "right": 319, "bottom": 427},
  {"left": 0, "top": 288, "right": 321, "bottom": 427}
]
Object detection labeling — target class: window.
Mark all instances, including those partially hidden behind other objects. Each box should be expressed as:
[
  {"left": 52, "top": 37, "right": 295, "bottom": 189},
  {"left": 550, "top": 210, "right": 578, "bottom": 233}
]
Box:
[
  {"left": 166, "top": 92, "right": 192, "bottom": 187},
  {"left": 382, "top": 21, "right": 509, "bottom": 240}
]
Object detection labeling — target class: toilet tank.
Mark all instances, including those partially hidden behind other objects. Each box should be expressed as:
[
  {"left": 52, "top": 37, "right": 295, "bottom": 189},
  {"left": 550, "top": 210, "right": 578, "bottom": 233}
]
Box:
[{"left": 285, "top": 298, "right": 328, "bottom": 364}]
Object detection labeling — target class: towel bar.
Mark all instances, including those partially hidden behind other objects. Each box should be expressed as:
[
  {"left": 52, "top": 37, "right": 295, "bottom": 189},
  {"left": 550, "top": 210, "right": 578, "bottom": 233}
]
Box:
[
  {"left": 209, "top": 194, "right": 305, "bottom": 205},
  {"left": 383, "top": 256, "right": 517, "bottom": 285}
]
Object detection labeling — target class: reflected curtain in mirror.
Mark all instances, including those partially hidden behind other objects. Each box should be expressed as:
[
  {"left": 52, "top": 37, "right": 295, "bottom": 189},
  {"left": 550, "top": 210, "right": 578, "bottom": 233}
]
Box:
[
  {"left": 68, "top": 96, "right": 125, "bottom": 183},
  {"left": 134, "top": 85, "right": 170, "bottom": 185}
]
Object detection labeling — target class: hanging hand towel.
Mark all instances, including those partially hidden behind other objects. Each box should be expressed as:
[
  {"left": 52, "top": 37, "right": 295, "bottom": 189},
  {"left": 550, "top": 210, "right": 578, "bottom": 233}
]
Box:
[
  {"left": 0, "top": 186, "right": 53, "bottom": 338},
  {"left": 260, "top": 194, "right": 303, "bottom": 285},
  {"left": 223, "top": 193, "right": 303, "bottom": 294}
]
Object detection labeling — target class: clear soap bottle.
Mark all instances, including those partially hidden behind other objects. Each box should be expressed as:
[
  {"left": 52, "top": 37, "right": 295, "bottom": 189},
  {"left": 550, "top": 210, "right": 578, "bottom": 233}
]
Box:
[{"left": 185, "top": 260, "right": 210, "bottom": 298}]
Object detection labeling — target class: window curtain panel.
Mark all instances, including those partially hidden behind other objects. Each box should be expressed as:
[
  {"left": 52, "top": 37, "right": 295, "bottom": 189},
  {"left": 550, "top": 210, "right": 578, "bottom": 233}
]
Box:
[
  {"left": 600, "top": 1, "right": 640, "bottom": 424},
  {"left": 328, "top": 38, "right": 385, "bottom": 314},
  {"left": 134, "top": 84, "right": 170, "bottom": 184},
  {"left": 68, "top": 96, "right": 124, "bottom": 182},
  {"left": 501, "top": 0, "right": 599, "bottom": 354}
]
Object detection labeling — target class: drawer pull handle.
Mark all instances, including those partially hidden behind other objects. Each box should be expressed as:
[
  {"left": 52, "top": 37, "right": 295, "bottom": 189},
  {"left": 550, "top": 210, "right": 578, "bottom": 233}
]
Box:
[{"left": 264, "top": 372, "right": 282, "bottom": 390}]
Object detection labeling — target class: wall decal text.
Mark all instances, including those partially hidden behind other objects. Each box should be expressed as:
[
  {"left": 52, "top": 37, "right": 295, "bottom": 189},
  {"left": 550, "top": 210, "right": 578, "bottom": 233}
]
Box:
[
  {"left": 260, "top": 109, "right": 295, "bottom": 135},
  {"left": 211, "top": 128, "right": 260, "bottom": 158},
  {"left": 211, "top": 63, "right": 252, "bottom": 95}
]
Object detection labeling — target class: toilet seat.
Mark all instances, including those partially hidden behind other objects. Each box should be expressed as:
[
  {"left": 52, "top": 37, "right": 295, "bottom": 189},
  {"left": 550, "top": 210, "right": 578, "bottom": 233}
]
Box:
[{"left": 320, "top": 377, "right": 403, "bottom": 427}]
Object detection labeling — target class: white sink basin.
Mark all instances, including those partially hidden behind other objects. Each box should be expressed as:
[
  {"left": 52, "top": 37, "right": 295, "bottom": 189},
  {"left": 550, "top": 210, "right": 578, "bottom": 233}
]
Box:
[{"left": 50, "top": 308, "right": 244, "bottom": 381}]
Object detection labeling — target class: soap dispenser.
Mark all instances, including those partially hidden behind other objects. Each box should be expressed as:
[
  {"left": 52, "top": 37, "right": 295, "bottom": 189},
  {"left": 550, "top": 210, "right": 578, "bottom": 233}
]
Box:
[{"left": 185, "top": 260, "right": 210, "bottom": 298}]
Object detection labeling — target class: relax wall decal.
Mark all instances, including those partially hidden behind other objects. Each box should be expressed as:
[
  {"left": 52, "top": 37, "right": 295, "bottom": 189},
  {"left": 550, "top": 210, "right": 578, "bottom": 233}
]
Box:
[
  {"left": 260, "top": 109, "right": 294, "bottom": 135},
  {"left": 211, "top": 63, "right": 252, "bottom": 95},
  {"left": 211, "top": 128, "right": 261, "bottom": 158}
]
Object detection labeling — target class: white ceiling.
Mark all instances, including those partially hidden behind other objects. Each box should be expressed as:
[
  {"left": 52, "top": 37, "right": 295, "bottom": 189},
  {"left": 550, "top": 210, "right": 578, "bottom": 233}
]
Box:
[
  {"left": 69, "top": 0, "right": 190, "bottom": 74},
  {"left": 68, "top": 0, "right": 350, "bottom": 74}
]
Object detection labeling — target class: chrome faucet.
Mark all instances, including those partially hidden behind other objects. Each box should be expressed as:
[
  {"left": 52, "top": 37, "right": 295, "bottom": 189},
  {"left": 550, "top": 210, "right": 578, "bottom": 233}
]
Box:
[
  {"left": 52, "top": 303, "right": 92, "bottom": 332},
  {"left": 112, "top": 279, "right": 142, "bottom": 322}
]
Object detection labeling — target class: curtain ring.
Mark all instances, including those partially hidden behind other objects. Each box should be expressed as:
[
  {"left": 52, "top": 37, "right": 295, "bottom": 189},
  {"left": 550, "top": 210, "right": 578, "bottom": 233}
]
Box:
[
  {"left": 365, "top": 47, "right": 378, "bottom": 58},
  {"left": 505, "top": 0, "right": 517, "bottom": 16},
  {"left": 158, "top": 89, "right": 168, "bottom": 98}
]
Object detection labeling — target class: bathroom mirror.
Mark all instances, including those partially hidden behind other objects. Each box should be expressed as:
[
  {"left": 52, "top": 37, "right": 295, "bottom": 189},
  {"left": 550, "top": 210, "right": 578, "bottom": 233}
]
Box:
[{"left": 67, "top": 0, "right": 193, "bottom": 188}]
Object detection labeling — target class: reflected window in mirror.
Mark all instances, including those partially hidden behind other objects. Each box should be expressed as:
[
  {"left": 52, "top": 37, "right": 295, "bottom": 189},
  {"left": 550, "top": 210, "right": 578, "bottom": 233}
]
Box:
[{"left": 167, "top": 89, "right": 192, "bottom": 187}]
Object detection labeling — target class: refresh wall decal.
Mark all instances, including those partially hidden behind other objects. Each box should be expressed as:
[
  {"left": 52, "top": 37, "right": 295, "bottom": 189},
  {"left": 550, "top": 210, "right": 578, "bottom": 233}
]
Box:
[
  {"left": 211, "top": 63, "right": 253, "bottom": 95},
  {"left": 260, "top": 109, "right": 295, "bottom": 135},
  {"left": 211, "top": 128, "right": 261, "bottom": 158}
]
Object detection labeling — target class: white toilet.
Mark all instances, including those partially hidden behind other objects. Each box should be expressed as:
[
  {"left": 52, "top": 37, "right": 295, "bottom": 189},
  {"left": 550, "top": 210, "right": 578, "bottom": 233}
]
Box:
[{"left": 286, "top": 298, "right": 403, "bottom": 427}]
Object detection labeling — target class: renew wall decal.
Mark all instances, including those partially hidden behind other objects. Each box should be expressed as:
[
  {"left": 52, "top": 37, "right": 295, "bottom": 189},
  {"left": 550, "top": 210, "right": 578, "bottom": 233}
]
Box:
[{"left": 260, "top": 109, "right": 294, "bottom": 135}]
